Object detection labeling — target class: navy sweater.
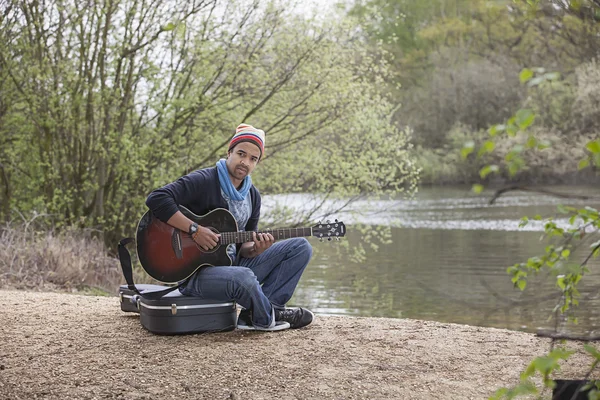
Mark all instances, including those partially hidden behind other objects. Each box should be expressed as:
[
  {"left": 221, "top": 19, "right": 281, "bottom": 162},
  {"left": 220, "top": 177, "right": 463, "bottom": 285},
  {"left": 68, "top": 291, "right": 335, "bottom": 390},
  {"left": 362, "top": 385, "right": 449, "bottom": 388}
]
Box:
[{"left": 145, "top": 167, "right": 261, "bottom": 234}]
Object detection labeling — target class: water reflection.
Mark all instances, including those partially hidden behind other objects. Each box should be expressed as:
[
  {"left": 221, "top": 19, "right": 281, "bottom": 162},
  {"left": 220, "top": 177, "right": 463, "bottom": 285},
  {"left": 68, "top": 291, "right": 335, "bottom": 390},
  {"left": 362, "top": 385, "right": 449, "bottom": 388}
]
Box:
[{"left": 265, "top": 185, "right": 600, "bottom": 334}]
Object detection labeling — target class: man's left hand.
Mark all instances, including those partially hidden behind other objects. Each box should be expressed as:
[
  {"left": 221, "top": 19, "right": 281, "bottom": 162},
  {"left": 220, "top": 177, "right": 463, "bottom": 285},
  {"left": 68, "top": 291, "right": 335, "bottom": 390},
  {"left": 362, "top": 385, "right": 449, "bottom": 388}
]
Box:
[{"left": 252, "top": 231, "right": 274, "bottom": 255}]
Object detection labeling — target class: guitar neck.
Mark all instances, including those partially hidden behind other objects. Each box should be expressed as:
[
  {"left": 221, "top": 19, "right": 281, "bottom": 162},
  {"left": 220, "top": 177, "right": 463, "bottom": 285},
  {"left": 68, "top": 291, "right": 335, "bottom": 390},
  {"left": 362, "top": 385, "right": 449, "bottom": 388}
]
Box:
[{"left": 220, "top": 227, "right": 313, "bottom": 245}]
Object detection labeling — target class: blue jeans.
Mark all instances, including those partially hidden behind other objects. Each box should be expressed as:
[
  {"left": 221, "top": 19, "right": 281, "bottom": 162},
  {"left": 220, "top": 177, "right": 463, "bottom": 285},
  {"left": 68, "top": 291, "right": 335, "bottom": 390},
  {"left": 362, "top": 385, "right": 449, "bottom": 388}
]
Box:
[{"left": 180, "top": 238, "right": 313, "bottom": 328}]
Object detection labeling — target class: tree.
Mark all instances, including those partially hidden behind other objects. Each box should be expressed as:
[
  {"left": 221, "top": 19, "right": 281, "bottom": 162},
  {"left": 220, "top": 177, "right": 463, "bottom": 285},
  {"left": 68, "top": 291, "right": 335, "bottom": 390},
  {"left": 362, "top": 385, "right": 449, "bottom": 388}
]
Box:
[
  {"left": 348, "top": 0, "right": 600, "bottom": 157},
  {"left": 0, "top": 0, "right": 419, "bottom": 245}
]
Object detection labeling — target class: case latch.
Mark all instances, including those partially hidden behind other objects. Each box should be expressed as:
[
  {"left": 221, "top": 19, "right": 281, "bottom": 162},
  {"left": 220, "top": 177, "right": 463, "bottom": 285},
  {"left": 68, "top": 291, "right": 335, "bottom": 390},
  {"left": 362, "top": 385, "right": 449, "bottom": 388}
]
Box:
[{"left": 171, "top": 304, "right": 177, "bottom": 315}]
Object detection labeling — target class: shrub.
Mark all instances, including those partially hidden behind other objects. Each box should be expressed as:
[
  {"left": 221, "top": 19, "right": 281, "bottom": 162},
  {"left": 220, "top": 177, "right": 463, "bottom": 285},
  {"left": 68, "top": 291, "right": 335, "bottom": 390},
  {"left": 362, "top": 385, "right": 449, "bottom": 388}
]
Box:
[
  {"left": 0, "top": 220, "right": 148, "bottom": 293},
  {"left": 402, "top": 51, "right": 524, "bottom": 147},
  {"left": 573, "top": 59, "right": 600, "bottom": 134}
]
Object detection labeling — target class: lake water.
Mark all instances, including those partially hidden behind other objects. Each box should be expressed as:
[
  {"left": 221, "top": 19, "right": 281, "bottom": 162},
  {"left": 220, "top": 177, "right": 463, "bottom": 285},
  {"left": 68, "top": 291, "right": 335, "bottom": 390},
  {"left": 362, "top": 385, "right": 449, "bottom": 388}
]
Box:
[{"left": 263, "top": 185, "right": 600, "bottom": 335}]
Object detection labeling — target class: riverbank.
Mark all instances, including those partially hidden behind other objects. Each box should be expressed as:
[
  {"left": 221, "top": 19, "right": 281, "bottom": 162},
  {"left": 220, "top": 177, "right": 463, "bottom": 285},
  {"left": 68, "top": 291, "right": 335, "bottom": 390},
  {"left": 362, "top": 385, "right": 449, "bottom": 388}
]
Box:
[
  {"left": 413, "top": 130, "right": 600, "bottom": 186},
  {"left": 1, "top": 290, "right": 598, "bottom": 399}
]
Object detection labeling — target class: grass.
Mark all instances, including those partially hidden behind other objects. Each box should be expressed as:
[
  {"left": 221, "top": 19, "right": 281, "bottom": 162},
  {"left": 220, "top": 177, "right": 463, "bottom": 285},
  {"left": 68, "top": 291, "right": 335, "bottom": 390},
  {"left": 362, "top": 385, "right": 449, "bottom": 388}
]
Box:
[{"left": 0, "top": 221, "right": 151, "bottom": 295}]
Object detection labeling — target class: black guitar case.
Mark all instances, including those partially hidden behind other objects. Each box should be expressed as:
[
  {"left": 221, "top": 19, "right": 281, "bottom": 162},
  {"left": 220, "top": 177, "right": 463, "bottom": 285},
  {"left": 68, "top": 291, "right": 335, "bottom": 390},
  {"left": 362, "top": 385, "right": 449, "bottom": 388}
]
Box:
[
  {"left": 117, "top": 240, "right": 238, "bottom": 335},
  {"left": 118, "top": 284, "right": 237, "bottom": 335},
  {"left": 119, "top": 284, "right": 168, "bottom": 313}
]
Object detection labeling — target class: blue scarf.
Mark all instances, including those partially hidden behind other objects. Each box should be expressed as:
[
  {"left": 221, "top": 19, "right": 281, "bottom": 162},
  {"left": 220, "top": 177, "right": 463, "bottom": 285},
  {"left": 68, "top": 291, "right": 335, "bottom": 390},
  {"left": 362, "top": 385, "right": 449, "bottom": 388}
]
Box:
[{"left": 216, "top": 159, "right": 252, "bottom": 201}]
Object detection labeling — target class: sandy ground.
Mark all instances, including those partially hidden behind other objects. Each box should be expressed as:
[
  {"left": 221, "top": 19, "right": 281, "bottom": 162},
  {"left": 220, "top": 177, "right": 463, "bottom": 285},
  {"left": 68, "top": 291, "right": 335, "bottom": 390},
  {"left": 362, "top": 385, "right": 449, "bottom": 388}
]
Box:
[{"left": 0, "top": 290, "right": 598, "bottom": 400}]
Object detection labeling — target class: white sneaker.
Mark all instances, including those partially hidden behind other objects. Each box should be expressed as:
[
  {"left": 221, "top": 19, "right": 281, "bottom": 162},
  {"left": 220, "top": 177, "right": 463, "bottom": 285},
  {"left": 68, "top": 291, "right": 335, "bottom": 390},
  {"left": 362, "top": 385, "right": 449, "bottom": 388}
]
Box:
[{"left": 237, "top": 308, "right": 290, "bottom": 331}]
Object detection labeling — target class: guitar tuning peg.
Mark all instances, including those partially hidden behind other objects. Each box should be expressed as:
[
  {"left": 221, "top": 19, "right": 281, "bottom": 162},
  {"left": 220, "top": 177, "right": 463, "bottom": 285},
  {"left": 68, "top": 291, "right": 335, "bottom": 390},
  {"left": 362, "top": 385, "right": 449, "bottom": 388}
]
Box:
[
  {"left": 328, "top": 237, "right": 332, "bottom": 241},
  {"left": 326, "top": 219, "right": 330, "bottom": 223},
  {"left": 335, "top": 219, "right": 338, "bottom": 223},
  {"left": 319, "top": 238, "right": 324, "bottom": 242},
  {"left": 336, "top": 237, "right": 341, "bottom": 241}
]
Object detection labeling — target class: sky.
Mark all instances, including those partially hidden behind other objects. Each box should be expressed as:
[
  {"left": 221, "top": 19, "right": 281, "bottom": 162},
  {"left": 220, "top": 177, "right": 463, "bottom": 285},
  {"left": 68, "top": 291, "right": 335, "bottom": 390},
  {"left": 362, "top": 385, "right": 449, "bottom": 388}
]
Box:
[{"left": 291, "top": 0, "right": 346, "bottom": 18}]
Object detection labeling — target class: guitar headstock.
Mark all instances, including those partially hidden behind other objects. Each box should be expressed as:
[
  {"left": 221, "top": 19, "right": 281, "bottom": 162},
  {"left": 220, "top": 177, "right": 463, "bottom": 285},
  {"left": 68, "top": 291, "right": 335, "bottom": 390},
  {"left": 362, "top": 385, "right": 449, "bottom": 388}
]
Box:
[{"left": 311, "top": 219, "right": 346, "bottom": 242}]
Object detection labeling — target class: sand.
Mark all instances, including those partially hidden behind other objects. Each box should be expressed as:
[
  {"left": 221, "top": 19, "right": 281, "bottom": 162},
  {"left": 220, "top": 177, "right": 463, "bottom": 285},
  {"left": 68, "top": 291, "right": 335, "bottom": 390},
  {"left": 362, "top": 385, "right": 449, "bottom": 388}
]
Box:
[{"left": 0, "top": 290, "right": 597, "bottom": 400}]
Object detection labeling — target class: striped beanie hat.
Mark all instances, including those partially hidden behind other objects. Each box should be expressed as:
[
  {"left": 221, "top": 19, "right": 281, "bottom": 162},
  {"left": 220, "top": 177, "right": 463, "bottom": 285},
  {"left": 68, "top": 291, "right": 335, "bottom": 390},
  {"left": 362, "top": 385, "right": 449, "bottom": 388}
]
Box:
[{"left": 228, "top": 124, "right": 265, "bottom": 158}]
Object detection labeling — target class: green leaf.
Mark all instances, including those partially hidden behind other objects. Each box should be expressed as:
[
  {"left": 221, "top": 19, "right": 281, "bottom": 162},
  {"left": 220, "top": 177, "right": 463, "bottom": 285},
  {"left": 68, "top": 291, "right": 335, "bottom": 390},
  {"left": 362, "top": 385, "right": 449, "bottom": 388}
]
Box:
[
  {"left": 549, "top": 348, "right": 576, "bottom": 359},
  {"left": 477, "top": 140, "right": 496, "bottom": 157},
  {"left": 461, "top": 140, "right": 475, "bottom": 159},
  {"left": 489, "top": 387, "right": 508, "bottom": 400},
  {"left": 489, "top": 124, "right": 506, "bottom": 137},
  {"left": 479, "top": 164, "right": 499, "bottom": 179},
  {"left": 515, "top": 109, "right": 535, "bottom": 130},
  {"left": 583, "top": 343, "right": 600, "bottom": 360},
  {"left": 532, "top": 356, "right": 556, "bottom": 374},
  {"left": 520, "top": 68, "right": 534, "bottom": 83},
  {"left": 561, "top": 249, "right": 570, "bottom": 258},
  {"left": 586, "top": 140, "right": 600, "bottom": 154},
  {"left": 483, "top": 140, "right": 496, "bottom": 153},
  {"left": 472, "top": 184, "right": 484, "bottom": 194},
  {"left": 162, "top": 22, "right": 177, "bottom": 31},
  {"left": 508, "top": 162, "right": 520, "bottom": 177},
  {"left": 522, "top": 362, "right": 537, "bottom": 379},
  {"left": 517, "top": 279, "right": 527, "bottom": 290},
  {"left": 526, "top": 136, "right": 537, "bottom": 149},
  {"left": 578, "top": 158, "right": 590, "bottom": 170}
]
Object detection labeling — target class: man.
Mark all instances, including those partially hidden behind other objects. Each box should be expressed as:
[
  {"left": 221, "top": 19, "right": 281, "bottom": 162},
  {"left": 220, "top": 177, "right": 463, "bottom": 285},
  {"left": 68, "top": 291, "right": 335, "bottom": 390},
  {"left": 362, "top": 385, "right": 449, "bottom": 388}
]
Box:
[{"left": 145, "top": 124, "right": 314, "bottom": 331}]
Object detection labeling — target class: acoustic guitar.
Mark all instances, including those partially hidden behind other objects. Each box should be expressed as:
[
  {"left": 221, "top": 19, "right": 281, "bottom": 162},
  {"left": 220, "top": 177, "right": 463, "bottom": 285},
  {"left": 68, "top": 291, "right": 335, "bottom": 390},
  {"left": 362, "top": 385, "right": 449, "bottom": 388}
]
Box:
[{"left": 136, "top": 205, "right": 346, "bottom": 283}]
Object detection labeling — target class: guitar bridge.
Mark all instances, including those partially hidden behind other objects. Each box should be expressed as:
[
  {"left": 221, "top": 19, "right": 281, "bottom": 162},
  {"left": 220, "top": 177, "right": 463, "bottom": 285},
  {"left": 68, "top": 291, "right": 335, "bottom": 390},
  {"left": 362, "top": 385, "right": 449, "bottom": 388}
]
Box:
[{"left": 171, "top": 229, "right": 183, "bottom": 259}]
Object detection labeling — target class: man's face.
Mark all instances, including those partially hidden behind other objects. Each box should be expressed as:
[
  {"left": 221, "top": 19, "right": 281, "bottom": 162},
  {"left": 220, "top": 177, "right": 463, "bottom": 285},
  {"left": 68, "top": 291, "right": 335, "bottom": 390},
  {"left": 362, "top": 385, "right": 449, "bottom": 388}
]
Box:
[{"left": 226, "top": 141, "right": 261, "bottom": 183}]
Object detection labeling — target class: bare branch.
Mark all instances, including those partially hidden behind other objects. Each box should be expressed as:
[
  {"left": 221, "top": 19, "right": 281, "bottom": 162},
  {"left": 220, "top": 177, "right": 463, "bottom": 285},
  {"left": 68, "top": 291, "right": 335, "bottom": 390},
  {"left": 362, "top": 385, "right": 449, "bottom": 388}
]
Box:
[{"left": 537, "top": 329, "right": 600, "bottom": 341}]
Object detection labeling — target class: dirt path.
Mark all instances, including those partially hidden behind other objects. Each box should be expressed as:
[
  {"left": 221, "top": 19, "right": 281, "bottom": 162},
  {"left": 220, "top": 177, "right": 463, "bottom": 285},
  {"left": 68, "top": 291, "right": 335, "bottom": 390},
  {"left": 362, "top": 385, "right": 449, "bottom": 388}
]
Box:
[{"left": 0, "top": 290, "right": 597, "bottom": 399}]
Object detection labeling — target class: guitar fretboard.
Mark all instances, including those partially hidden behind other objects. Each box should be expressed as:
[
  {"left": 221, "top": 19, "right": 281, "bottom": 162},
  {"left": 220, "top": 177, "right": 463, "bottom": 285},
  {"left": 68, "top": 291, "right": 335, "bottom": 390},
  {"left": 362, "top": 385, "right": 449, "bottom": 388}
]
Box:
[{"left": 220, "top": 228, "right": 313, "bottom": 245}]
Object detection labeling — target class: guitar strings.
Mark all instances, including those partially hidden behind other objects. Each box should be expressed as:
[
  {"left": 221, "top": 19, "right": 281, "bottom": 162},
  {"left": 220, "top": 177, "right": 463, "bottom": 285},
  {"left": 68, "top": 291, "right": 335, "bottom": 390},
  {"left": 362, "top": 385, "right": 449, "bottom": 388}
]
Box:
[{"left": 219, "top": 228, "right": 312, "bottom": 244}]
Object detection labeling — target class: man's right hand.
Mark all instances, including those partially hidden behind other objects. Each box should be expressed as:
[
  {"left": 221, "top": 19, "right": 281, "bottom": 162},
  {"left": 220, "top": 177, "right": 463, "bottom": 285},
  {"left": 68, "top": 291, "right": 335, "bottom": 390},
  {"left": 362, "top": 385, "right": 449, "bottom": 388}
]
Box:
[{"left": 192, "top": 226, "right": 221, "bottom": 251}]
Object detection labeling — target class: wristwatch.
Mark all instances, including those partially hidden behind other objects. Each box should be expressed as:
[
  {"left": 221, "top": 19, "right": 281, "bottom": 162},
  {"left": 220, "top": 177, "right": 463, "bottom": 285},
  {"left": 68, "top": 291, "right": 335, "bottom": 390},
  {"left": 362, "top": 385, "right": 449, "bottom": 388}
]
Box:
[{"left": 188, "top": 222, "right": 199, "bottom": 236}]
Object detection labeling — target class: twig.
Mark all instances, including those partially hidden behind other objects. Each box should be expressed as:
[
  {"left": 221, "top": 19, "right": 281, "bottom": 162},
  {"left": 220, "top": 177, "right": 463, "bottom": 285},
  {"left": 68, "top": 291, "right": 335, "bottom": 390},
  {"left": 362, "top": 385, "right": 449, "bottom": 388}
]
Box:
[
  {"left": 582, "top": 242, "right": 600, "bottom": 268},
  {"left": 537, "top": 329, "right": 600, "bottom": 342}
]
